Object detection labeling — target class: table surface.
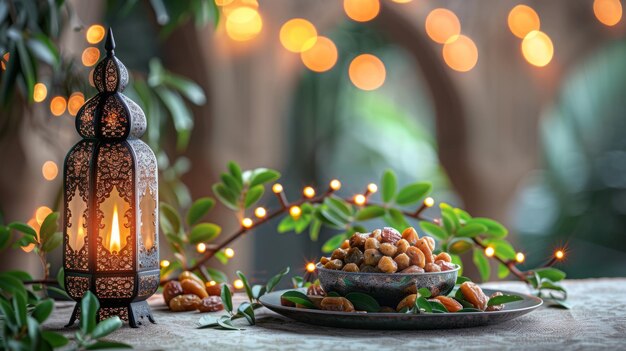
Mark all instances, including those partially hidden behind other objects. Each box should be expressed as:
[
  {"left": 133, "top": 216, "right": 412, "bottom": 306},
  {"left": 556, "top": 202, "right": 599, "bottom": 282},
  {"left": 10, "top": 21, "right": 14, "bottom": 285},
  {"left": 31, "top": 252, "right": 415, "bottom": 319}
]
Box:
[{"left": 44, "top": 278, "right": 626, "bottom": 350}]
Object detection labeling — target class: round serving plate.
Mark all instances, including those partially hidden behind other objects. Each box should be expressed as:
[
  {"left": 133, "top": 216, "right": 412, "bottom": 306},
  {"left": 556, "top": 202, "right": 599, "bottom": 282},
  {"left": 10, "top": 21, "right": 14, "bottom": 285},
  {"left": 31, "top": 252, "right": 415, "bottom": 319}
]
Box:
[{"left": 259, "top": 288, "right": 542, "bottom": 330}]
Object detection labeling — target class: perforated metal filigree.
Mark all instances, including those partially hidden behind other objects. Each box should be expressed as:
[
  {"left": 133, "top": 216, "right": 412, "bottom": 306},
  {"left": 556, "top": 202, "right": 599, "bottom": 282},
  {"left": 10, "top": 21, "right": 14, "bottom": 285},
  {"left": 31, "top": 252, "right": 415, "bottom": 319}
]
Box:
[
  {"left": 96, "top": 277, "right": 134, "bottom": 298},
  {"left": 138, "top": 274, "right": 159, "bottom": 298},
  {"left": 66, "top": 276, "right": 90, "bottom": 300},
  {"left": 98, "top": 307, "right": 129, "bottom": 321}
]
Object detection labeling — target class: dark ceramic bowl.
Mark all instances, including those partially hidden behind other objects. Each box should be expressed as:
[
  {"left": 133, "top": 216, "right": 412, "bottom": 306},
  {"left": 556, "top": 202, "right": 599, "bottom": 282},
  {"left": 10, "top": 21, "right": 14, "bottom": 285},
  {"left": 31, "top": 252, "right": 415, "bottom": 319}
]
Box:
[{"left": 316, "top": 263, "right": 460, "bottom": 307}]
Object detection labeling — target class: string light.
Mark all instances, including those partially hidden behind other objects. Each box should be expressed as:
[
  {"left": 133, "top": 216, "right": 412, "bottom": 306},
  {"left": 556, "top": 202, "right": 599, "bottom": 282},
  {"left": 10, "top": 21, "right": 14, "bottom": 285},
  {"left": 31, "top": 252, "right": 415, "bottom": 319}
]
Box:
[
  {"left": 196, "top": 243, "right": 207, "bottom": 253},
  {"left": 555, "top": 250, "right": 565, "bottom": 260},
  {"left": 50, "top": 96, "right": 67, "bottom": 116},
  {"left": 241, "top": 217, "right": 253, "bottom": 228},
  {"left": 300, "top": 36, "right": 338, "bottom": 72},
  {"left": 425, "top": 8, "right": 461, "bottom": 44},
  {"left": 35, "top": 206, "right": 52, "bottom": 225},
  {"left": 484, "top": 246, "right": 495, "bottom": 257},
  {"left": 306, "top": 262, "right": 316, "bottom": 273},
  {"left": 254, "top": 207, "right": 267, "bottom": 218},
  {"left": 343, "top": 0, "right": 380, "bottom": 22},
  {"left": 289, "top": 206, "right": 302, "bottom": 219},
  {"left": 160, "top": 260, "right": 170, "bottom": 268},
  {"left": 354, "top": 194, "right": 366, "bottom": 206},
  {"left": 224, "top": 248, "right": 235, "bottom": 258},
  {"left": 86, "top": 25, "right": 106, "bottom": 44},
  {"left": 208, "top": 280, "right": 217, "bottom": 286},
  {"left": 349, "top": 54, "right": 386, "bottom": 91},
  {"left": 367, "top": 183, "right": 378, "bottom": 193},
  {"left": 233, "top": 279, "right": 244, "bottom": 289},
  {"left": 225, "top": 7, "right": 263, "bottom": 42},
  {"left": 424, "top": 197, "right": 435, "bottom": 207},
  {"left": 507, "top": 5, "right": 540, "bottom": 39},
  {"left": 33, "top": 83, "right": 47, "bottom": 102},
  {"left": 442, "top": 35, "right": 478, "bottom": 72},
  {"left": 329, "top": 179, "right": 342, "bottom": 191},
  {"left": 303, "top": 186, "right": 316, "bottom": 198},
  {"left": 279, "top": 18, "right": 318, "bottom": 53},
  {"left": 81, "top": 47, "right": 100, "bottom": 67},
  {"left": 515, "top": 252, "right": 526, "bottom": 263},
  {"left": 42, "top": 161, "right": 58, "bottom": 181},
  {"left": 67, "top": 92, "right": 85, "bottom": 116},
  {"left": 521, "top": 30, "right": 553, "bottom": 67},
  {"left": 272, "top": 183, "right": 283, "bottom": 193},
  {"left": 593, "top": 0, "right": 622, "bottom": 26}
]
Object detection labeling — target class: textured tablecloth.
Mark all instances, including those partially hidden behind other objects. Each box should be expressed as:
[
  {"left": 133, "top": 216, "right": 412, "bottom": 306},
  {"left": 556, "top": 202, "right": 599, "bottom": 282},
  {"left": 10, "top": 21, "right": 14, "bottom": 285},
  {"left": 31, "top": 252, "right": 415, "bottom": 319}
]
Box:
[{"left": 43, "top": 278, "right": 626, "bottom": 350}]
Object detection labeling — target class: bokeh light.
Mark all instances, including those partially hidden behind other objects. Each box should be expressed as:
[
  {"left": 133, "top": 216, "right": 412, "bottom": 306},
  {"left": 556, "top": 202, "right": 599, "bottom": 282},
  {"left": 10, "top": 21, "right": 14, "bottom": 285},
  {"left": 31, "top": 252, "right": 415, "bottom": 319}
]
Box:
[
  {"left": 221, "top": 0, "right": 258, "bottom": 16},
  {"left": 442, "top": 35, "right": 478, "bottom": 72},
  {"left": 272, "top": 183, "right": 283, "bottom": 193},
  {"left": 160, "top": 260, "right": 170, "bottom": 268},
  {"left": 280, "top": 19, "right": 318, "bottom": 53},
  {"left": 555, "top": 249, "right": 565, "bottom": 260},
  {"left": 348, "top": 54, "right": 386, "bottom": 91},
  {"left": 329, "top": 179, "right": 341, "bottom": 191},
  {"left": 254, "top": 207, "right": 267, "bottom": 218},
  {"left": 424, "top": 197, "right": 435, "bottom": 207},
  {"left": 241, "top": 217, "right": 253, "bottom": 228},
  {"left": 515, "top": 252, "right": 526, "bottom": 263},
  {"left": 67, "top": 92, "right": 85, "bottom": 116},
  {"left": 343, "top": 0, "right": 380, "bottom": 22},
  {"left": 225, "top": 7, "right": 263, "bottom": 42},
  {"left": 367, "top": 183, "right": 378, "bottom": 193},
  {"left": 42, "top": 161, "right": 58, "bottom": 181},
  {"left": 306, "top": 262, "right": 316, "bottom": 272},
  {"left": 303, "top": 186, "right": 316, "bottom": 198},
  {"left": 50, "top": 96, "right": 67, "bottom": 116},
  {"left": 593, "top": 0, "right": 623, "bottom": 26},
  {"left": 300, "top": 36, "right": 338, "bottom": 73},
  {"left": 215, "top": 0, "right": 234, "bottom": 6},
  {"left": 35, "top": 206, "right": 52, "bottom": 225},
  {"left": 425, "top": 8, "right": 461, "bottom": 44},
  {"left": 86, "top": 25, "right": 106, "bottom": 44},
  {"left": 507, "top": 5, "right": 541, "bottom": 39},
  {"left": 81, "top": 47, "right": 100, "bottom": 67},
  {"left": 197, "top": 243, "right": 207, "bottom": 253},
  {"left": 521, "top": 30, "right": 554, "bottom": 67},
  {"left": 33, "top": 83, "right": 47, "bottom": 103},
  {"left": 289, "top": 205, "right": 302, "bottom": 219},
  {"left": 233, "top": 279, "right": 244, "bottom": 289},
  {"left": 354, "top": 194, "right": 366, "bottom": 205},
  {"left": 224, "top": 248, "right": 235, "bottom": 258},
  {"left": 485, "top": 246, "right": 495, "bottom": 257}
]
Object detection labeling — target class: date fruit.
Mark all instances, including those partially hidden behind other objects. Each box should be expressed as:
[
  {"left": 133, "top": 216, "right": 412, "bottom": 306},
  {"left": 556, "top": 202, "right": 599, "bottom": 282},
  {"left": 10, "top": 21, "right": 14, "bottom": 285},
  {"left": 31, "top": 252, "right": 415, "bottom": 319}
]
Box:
[
  {"left": 197, "top": 296, "right": 224, "bottom": 312},
  {"left": 433, "top": 296, "right": 463, "bottom": 312},
  {"left": 169, "top": 294, "right": 201, "bottom": 312},
  {"left": 163, "top": 280, "right": 184, "bottom": 305},
  {"left": 320, "top": 297, "right": 355, "bottom": 312},
  {"left": 181, "top": 279, "right": 209, "bottom": 299},
  {"left": 460, "top": 282, "right": 489, "bottom": 311}
]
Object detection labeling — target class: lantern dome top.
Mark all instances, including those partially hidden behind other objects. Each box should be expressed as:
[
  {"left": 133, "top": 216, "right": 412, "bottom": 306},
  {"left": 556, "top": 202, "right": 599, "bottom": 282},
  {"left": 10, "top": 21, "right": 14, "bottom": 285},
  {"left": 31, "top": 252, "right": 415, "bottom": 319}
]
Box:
[{"left": 75, "top": 28, "right": 146, "bottom": 140}]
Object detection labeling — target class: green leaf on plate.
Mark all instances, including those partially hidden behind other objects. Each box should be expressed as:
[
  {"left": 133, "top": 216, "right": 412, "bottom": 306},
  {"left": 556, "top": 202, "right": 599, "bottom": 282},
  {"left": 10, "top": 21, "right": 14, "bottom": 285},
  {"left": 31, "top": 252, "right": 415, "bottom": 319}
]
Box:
[
  {"left": 345, "top": 292, "right": 380, "bottom": 312},
  {"left": 487, "top": 294, "right": 523, "bottom": 306},
  {"left": 455, "top": 276, "right": 471, "bottom": 285},
  {"left": 415, "top": 296, "right": 432, "bottom": 313},
  {"left": 418, "top": 287, "right": 432, "bottom": 298},
  {"left": 280, "top": 291, "right": 314, "bottom": 308}
]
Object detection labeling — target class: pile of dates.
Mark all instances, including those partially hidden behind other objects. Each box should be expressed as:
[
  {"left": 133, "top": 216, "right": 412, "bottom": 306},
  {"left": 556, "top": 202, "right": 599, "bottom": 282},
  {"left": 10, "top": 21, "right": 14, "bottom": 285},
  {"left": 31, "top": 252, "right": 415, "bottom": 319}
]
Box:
[
  {"left": 162, "top": 271, "right": 229, "bottom": 313},
  {"left": 318, "top": 227, "right": 456, "bottom": 273}
]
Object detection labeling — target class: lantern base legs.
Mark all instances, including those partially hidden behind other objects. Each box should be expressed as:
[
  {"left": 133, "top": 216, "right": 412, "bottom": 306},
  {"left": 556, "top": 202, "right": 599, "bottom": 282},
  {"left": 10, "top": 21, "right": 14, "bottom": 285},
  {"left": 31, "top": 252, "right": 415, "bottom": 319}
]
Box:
[{"left": 64, "top": 301, "right": 156, "bottom": 328}]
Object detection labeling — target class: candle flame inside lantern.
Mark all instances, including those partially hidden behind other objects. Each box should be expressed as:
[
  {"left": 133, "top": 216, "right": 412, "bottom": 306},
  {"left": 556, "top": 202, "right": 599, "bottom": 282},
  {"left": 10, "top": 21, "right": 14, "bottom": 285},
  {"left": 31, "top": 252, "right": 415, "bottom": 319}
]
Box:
[{"left": 109, "top": 204, "right": 122, "bottom": 253}]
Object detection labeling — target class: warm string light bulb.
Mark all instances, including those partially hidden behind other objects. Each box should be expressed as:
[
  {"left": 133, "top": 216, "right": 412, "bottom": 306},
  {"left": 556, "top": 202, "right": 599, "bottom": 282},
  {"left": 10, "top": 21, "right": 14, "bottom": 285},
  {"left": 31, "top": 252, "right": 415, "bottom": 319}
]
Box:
[
  {"left": 196, "top": 243, "right": 207, "bottom": 253},
  {"left": 555, "top": 250, "right": 565, "bottom": 260},
  {"left": 354, "top": 194, "right": 366, "bottom": 206},
  {"left": 241, "top": 217, "right": 253, "bottom": 228},
  {"left": 290, "top": 206, "right": 302, "bottom": 219},
  {"left": 233, "top": 279, "right": 244, "bottom": 289},
  {"left": 306, "top": 262, "right": 316, "bottom": 273},
  {"left": 367, "top": 183, "right": 378, "bottom": 193},
  {"left": 224, "top": 248, "right": 235, "bottom": 258},
  {"left": 208, "top": 280, "right": 217, "bottom": 286},
  {"left": 160, "top": 260, "right": 170, "bottom": 268},
  {"left": 329, "top": 179, "right": 341, "bottom": 191},
  {"left": 424, "top": 197, "right": 435, "bottom": 207},
  {"left": 484, "top": 246, "right": 495, "bottom": 257},
  {"left": 303, "top": 186, "right": 316, "bottom": 198},
  {"left": 515, "top": 252, "right": 525, "bottom": 263},
  {"left": 272, "top": 183, "right": 283, "bottom": 193},
  {"left": 254, "top": 207, "right": 267, "bottom": 218}
]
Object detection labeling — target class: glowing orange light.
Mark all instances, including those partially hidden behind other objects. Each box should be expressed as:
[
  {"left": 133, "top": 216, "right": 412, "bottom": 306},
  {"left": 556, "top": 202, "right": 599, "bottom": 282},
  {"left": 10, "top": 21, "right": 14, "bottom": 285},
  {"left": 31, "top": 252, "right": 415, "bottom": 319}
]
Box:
[
  {"left": 272, "top": 183, "right": 283, "bottom": 193},
  {"left": 108, "top": 204, "right": 122, "bottom": 253},
  {"left": 160, "top": 260, "right": 170, "bottom": 268},
  {"left": 555, "top": 250, "right": 565, "bottom": 260},
  {"left": 349, "top": 54, "right": 386, "bottom": 91},
  {"left": 515, "top": 252, "right": 525, "bottom": 263},
  {"left": 50, "top": 96, "right": 67, "bottom": 116},
  {"left": 81, "top": 47, "right": 100, "bottom": 67},
  {"left": 35, "top": 206, "right": 52, "bottom": 225},
  {"left": 225, "top": 7, "right": 263, "bottom": 42},
  {"left": 303, "top": 186, "right": 316, "bottom": 198},
  {"left": 233, "top": 279, "right": 244, "bottom": 289},
  {"left": 280, "top": 19, "right": 318, "bottom": 53},
  {"left": 442, "top": 35, "right": 478, "bottom": 72},
  {"left": 301, "top": 36, "right": 338, "bottom": 73},
  {"left": 289, "top": 206, "right": 302, "bottom": 219},
  {"left": 391, "top": 0, "right": 412, "bottom": 3},
  {"left": 424, "top": 197, "right": 435, "bottom": 207},
  {"left": 354, "top": 194, "right": 366, "bottom": 206},
  {"left": 367, "top": 183, "right": 378, "bottom": 193},
  {"left": 254, "top": 207, "right": 267, "bottom": 218},
  {"left": 33, "top": 83, "right": 47, "bottom": 102},
  {"left": 343, "top": 0, "right": 380, "bottom": 22},
  {"left": 306, "top": 262, "right": 316, "bottom": 272},
  {"left": 86, "top": 25, "right": 106, "bottom": 44},
  {"left": 208, "top": 280, "right": 217, "bottom": 286},
  {"left": 42, "top": 161, "right": 58, "bottom": 181},
  {"left": 594, "top": 0, "right": 623, "bottom": 26},
  {"left": 425, "top": 8, "right": 461, "bottom": 44},
  {"left": 1, "top": 53, "right": 8, "bottom": 70},
  {"left": 521, "top": 30, "right": 553, "bottom": 67},
  {"left": 329, "top": 179, "right": 341, "bottom": 191},
  {"left": 485, "top": 246, "right": 495, "bottom": 257},
  {"left": 221, "top": 0, "right": 258, "bottom": 16},
  {"left": 197, "top": 243, "right": 207, "bottom": 253},
  {"left": 507, "top": 5, "right": 541, "bottom": 39},
  {"left": 242, "top": 217, "right": 253, "bottom": 228},
  {"left": 67, "top": 92, "right": 85, "bottom": 116},
  {"left": 224, "top": 248, "right": 235, "bottom": 258}
]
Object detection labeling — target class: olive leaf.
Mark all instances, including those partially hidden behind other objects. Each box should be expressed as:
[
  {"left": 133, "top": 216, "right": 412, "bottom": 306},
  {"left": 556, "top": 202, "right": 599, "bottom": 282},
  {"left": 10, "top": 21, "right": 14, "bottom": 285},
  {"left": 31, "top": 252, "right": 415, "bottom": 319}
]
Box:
[
  {"left": 236, "top": 270, "right": 254, "bottom": 302},
  {"left": 237, "top": 302, "right": 255, "bottom": 325},
  {"left": 487, "top": 294, "right": 523, "bottom": 306},
  {"left": 217, "top": 315, "right": 242, "bottom": 330},
  {"left": 221, "top": 284, "right": 234, "bottom": 314},
  {"left": 266, "top": 266, "right": 290, "bottom": 293}
]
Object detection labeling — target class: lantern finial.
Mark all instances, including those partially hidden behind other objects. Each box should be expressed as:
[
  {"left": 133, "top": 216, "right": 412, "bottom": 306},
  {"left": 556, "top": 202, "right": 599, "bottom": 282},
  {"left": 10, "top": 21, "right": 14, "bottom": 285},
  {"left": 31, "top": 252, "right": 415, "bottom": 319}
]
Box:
[{"left": 105, "top": 27, "right": 115, "bottom": 55}]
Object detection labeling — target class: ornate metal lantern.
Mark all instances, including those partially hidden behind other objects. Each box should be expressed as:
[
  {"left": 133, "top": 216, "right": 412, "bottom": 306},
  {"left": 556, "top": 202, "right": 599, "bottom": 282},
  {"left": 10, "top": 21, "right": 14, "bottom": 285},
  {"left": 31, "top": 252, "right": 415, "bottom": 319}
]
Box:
[{"left": 63, "top": 29, "right": 159, "bottom": 328}]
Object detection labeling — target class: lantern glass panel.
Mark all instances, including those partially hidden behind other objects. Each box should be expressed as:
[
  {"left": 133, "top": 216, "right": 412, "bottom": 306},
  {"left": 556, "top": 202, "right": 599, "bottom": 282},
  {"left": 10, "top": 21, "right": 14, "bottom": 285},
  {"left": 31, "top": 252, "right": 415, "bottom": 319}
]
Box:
[
  {"left": 67, "top": 188, "right": 87, "bottom": 252},
  {"left": 140, "top": 187, "right": 156, "bottom": 251},
  {"left": 98, "top": 186, "right": 131, "bottom": 254}
]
